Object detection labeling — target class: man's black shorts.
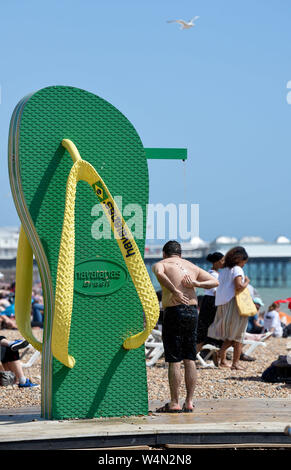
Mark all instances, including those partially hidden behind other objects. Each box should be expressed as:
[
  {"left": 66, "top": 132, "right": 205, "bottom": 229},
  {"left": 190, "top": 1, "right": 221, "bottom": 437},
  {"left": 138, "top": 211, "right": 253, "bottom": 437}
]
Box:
[{"left": 162, "top": 304, "right": 198, "bottom": 363}]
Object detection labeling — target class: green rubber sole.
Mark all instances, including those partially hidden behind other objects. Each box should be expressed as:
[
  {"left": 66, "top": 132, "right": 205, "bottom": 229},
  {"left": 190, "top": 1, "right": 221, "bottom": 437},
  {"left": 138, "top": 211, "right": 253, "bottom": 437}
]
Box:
[{"left": 8, "top": 86, "right": 149, "bottom": 420}]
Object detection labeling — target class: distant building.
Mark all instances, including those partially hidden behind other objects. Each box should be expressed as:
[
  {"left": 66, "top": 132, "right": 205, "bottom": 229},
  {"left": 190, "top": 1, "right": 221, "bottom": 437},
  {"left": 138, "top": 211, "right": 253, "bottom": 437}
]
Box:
[
  {"left": 239, "top": 236, "right": 265, "bottom": 244},
  {"left": 209, "top": 235, "right": 291, "bottom": 258},
  {"left": 214, "top": 235, "right": 239, "bottom": 245},
  {"left": 145, "top": 234, "right": 291, "bottom": 259},
  {"left": 189, "top": 236, "right": 209, "bottom": 248},
  {"left": 0, "top": 226, "right": 19, "bottom": 259},
  {"left": 275, "top": 235, "right": 290, "bottom": 244},
  {"left": 0, "top": 226, "right": 41, "bottom": 284},
  {"left": 1, "top": 226, "right": 290, "bottom": 261}
]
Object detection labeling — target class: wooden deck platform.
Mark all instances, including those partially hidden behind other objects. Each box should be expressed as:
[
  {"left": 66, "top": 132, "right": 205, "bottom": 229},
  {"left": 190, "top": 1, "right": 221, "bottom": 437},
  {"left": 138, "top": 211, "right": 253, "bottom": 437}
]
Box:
[{"left": 0, "top": 399, "right": 290, "bottom": 450}]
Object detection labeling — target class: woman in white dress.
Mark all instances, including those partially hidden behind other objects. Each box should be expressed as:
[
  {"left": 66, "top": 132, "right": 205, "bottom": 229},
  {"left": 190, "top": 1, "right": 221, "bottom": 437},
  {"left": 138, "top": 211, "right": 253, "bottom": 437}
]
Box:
[
  {"left": 196, "top": 252, "right": 224, "bottom": 353},
  {"left": 208, "top": 246, "right": 250, "bottom": 370}
]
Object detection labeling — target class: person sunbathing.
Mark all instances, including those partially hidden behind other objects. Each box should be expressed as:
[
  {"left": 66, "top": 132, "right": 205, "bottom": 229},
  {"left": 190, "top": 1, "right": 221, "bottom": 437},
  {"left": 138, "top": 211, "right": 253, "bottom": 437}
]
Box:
[{"left": 0, "top": 335, "right": 38, "bottom": 388}]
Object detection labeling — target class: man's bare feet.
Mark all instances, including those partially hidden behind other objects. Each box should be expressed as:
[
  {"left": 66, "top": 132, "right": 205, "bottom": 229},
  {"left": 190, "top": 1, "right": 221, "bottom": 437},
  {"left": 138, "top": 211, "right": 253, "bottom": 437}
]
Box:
[
  {"left": 219, "top": 361, "right": 231, "bottom": 368},
  {"left": 155, "top": 403, "right": 182, "bottom": 413},
  {"left": 231, "top": 364, "right": 245, "bottom": 370},
  {"left": 182, "top": 400, "right": 195, "bottom": 412}
]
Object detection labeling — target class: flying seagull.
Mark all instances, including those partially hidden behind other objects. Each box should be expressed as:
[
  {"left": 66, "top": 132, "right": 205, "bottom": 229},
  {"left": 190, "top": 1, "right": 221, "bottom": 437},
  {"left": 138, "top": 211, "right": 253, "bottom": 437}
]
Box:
[{"left": 167, "top": 16, "right": 199, "bottom": 30}]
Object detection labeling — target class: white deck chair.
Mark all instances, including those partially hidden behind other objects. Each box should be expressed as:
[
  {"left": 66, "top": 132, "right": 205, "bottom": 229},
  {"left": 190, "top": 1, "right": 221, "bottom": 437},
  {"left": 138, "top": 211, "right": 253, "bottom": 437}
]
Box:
[
  {"left": 145, "top": 329, "right": 164, "bottom": 366},
  {"left": 242, "top": 332, "right": 273, "bottom": 356},
  {"left": 145, "top": 329, "right": 219, "bottom": 368},
  {"left": 198, "top": 332, "right": 273, "bottom": 365},
  {"left": 196, "top": 345, "right": 218, "bottom": 368},
  {"left": 19, "top": 344, "right": 41, "bottom": 369}
]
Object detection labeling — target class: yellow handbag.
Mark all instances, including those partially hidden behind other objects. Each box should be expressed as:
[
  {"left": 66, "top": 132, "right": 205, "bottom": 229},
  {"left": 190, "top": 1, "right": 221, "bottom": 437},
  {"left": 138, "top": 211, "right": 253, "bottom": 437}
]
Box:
[{"left": 235, "top": 287, "right": 257, "bottom": 317}]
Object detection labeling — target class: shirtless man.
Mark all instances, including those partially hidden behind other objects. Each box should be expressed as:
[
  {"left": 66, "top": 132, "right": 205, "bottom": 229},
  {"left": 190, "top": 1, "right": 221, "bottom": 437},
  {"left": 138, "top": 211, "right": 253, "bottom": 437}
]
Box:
[{"left": 152, "top": 240, "right": 219, "bottom": 413}]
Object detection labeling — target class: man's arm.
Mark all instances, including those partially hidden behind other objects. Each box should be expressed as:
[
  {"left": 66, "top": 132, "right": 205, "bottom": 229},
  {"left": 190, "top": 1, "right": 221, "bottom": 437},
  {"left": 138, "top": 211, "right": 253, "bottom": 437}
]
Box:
[
  {"left": 182, "top": 268, "right": 219, "bottom": 289},
  {"left": 152, "top": 263, "right": 176, "bottom": 292},
  {"left": 152, "top": 262, "right": 189, "bottom": 305}
]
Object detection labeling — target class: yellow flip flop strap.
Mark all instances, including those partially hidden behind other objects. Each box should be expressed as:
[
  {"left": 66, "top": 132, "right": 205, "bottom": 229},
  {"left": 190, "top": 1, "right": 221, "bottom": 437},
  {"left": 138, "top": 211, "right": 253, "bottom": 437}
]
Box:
[
  {"left": 15, "top": 226, "right": 43, "bottom": 352},
  {"left": 51, "top": 140, "right": 160, "bottom": 368}
]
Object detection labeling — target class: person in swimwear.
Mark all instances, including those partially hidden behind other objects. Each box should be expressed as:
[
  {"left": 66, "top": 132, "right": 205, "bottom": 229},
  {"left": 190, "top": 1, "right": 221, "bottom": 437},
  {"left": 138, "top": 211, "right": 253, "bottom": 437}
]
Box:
[{"left": 152, "top": 240, "right": 219, "bottom": 413}]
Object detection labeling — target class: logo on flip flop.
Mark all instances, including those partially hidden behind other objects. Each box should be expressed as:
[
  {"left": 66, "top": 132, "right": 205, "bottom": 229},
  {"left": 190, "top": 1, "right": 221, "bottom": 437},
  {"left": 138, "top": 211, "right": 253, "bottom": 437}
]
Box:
[
  {"left": 74, "top": 258, "right": 127, "bottom": 296},
  {"left": 92, "top": 180, "right": 108, "bottom": 202}
]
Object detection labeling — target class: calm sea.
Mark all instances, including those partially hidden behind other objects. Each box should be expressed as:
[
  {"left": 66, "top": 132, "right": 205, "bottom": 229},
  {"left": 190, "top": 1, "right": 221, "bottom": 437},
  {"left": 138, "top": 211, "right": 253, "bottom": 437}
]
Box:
[{"left": 254, "top": 287, "right": 291, "bottom": 314}]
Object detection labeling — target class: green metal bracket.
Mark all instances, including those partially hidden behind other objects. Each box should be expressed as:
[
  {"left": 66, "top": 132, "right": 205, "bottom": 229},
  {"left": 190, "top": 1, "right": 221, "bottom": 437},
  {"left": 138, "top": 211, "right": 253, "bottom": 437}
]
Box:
[{"left": 145, "top": 148, "right": 187, "bottom": 161}]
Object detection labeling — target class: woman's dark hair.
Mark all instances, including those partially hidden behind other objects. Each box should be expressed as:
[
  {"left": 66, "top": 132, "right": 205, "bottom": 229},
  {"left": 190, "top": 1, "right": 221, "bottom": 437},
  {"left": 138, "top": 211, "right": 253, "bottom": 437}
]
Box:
[
  {"left": 268, "top": 302, "right": 279, "bottom": 311},
  {"left": 206, "top": 252, "right": 224, "bottom": 263},
  {"left": 162, "top": 240, "right": 182, "bottom": 256},
  {"left": 224, "top": 246, "right": 248, "bottom": 268}
]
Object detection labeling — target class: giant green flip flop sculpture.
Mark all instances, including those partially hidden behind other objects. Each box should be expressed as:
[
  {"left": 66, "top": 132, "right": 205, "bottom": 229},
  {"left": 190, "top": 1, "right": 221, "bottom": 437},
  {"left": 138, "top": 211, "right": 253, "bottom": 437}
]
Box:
[{"left": 8, "top": 86, "right": 186, "bottom": 420}]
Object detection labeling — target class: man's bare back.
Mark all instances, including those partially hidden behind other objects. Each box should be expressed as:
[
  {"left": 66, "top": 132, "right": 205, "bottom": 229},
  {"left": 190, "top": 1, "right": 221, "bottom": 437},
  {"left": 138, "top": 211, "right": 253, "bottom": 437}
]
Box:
[{"left": 153, "top": 256, "right": 219, "bottom": 308}]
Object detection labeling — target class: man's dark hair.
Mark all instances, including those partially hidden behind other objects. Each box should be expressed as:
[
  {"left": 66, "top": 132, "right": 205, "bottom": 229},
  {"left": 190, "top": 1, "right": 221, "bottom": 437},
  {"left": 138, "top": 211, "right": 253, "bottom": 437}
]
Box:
[
  {"left": 162, "top": 240, "right": 182, "bottom": 257},
  {"left": 224, "top": 246, "right": 248, "bottom": 268}
]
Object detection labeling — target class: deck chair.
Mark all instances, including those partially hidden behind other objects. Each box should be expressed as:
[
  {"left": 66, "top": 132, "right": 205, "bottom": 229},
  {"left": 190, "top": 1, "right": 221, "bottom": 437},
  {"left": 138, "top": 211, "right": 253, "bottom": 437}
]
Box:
[
  {"left": 242, "top": 332, "right": 273, "bottom": 356},
  {"left": 19, "top": 344, "right": 41, "bottom": 369},
  {"left": 198, "top": 331, "right": 273, "bottom": 366},
  {"left": 145, "top": 329, "right": 164, "bottom": 366},
  {"left": 145, "top": 329, "right": 220, "bottom": 368},
  {"left": 196, "top": 346, "right": 218, "bottom": 368}
]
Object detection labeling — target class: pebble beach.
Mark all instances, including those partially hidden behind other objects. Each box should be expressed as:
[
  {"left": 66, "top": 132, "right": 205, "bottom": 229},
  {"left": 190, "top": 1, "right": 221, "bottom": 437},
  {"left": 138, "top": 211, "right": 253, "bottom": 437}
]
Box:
[{"left": 0, "top": 328, "right": 290, "bottom": 411}]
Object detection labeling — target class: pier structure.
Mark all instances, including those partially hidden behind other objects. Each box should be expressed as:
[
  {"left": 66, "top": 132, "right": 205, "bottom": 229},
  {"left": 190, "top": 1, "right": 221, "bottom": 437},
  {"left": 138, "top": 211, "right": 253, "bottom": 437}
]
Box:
[
  {"left": 145, "top": 236, "right": 291, "bottom": 289},
  {"left": 0, "top": 227, "right": 291, "bottom": 288}
]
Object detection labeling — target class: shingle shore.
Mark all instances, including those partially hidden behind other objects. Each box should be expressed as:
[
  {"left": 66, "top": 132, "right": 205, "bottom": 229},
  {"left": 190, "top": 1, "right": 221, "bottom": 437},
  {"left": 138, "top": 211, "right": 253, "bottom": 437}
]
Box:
[{"left": 0, "top": 329, "right": 290, "bottom": 410}]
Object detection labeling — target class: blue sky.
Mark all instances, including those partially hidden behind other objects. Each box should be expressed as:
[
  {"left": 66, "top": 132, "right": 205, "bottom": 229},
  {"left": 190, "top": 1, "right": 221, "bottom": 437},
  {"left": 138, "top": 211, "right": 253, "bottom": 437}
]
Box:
[{"left": 0, "top": 0, "right": 291, "bottom": 243}]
